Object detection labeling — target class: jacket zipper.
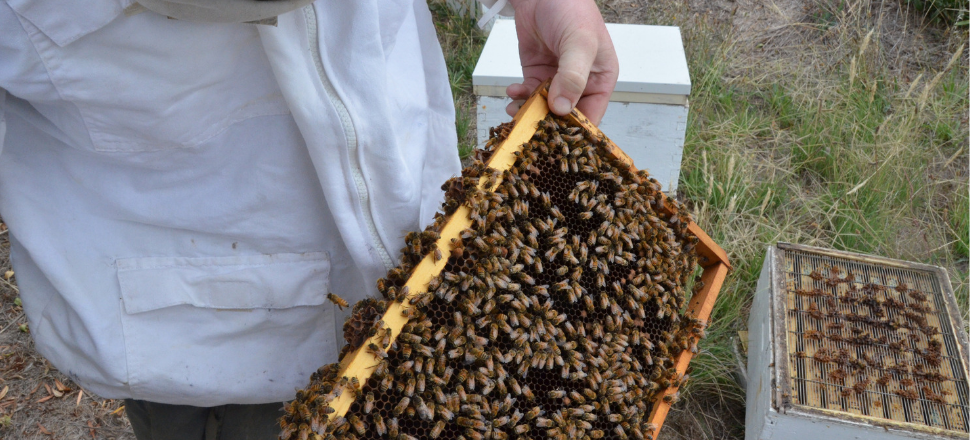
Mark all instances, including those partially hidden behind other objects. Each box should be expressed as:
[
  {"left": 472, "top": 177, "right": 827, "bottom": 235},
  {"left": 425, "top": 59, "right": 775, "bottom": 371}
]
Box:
[{"left": 303, "top": 5, "right": 395, "bottom": 271}]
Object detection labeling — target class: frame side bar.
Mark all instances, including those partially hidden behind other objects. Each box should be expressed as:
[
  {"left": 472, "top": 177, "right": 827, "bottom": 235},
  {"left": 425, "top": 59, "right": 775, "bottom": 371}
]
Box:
[
  {"left": 646, "top": 262, "right": 730, "bottom": 433},
  {"left": 326, "top": 88, "right": 552, "bottom": 417}
]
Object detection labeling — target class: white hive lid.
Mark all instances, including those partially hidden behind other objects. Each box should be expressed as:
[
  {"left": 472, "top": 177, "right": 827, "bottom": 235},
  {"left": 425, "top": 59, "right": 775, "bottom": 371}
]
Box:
[{"left": 473, "top": 20, "right": 691, "bottom": 101}]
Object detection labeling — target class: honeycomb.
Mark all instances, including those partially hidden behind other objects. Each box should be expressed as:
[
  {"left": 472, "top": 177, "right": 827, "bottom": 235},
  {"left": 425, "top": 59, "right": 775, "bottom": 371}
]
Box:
[
  {"left": 341, "top": 299, "right": 389, "bottom": 358},
  {"left": 278, "top": 112, "right": 709, "bottom": 440},
  {"left": 784, "top": 254, "right": 969, "bottom": 434}
]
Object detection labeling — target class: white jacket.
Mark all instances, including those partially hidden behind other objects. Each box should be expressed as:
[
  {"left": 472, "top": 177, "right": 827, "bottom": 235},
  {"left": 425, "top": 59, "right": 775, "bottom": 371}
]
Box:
[{"left": 0, "top": 0, "right": 461, "bottom": 405}]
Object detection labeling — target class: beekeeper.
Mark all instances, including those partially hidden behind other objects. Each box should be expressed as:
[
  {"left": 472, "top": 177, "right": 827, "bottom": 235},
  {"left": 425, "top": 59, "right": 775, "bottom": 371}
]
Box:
[{"left": 0, "top": 0, "right": 618, "bottom": 437}]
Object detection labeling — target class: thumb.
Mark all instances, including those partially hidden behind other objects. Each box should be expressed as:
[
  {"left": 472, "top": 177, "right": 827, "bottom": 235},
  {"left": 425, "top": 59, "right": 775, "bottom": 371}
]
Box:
[{"left": 548, "top": 36, "right": 595, "bottom": 116}]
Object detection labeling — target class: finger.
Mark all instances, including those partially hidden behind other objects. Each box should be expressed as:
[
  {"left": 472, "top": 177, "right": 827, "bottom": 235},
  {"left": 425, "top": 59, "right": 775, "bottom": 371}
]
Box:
[
  {"left": 518, "top": 76, "right": 545, "bottom": 96},
  {"left": 548, "top": 36, "right": 596, "bottom": 116},
  {"left": 574, "top": 75, "right": 613, "bottom": 125},
  {"left": 574, "top": 93, "right": 610, "bottom": 125},
  {"left": 506, "top": 83, "right": 530, "bottom": 100},
  {"left": 506, "top": 99, "right": 526, "bottom": 117}
]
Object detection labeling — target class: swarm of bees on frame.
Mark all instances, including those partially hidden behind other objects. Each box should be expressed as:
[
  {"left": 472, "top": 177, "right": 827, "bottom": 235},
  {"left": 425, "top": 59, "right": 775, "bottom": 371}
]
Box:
[
  {"left": 792, "top": 266, "right": 953, "bottom": 405},
  {"left": 280, "top": 114, "right": 708, "bottom": 440}
]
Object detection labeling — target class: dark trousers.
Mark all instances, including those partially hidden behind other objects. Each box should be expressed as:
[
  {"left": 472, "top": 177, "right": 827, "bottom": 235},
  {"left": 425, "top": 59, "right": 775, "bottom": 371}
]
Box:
[{"left": 125, "top": 399, "right": 284, "bottom": 440}]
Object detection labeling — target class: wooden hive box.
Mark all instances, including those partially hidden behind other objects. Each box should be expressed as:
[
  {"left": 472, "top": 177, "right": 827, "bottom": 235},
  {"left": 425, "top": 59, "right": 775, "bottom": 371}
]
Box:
[
  {"left": 280, "top": 83, "right": 730, "bottom": 440},
  {"left": 747, "top": 243, "right": 969, "bottom": 440},
  {"left": 473, "top": 21, "right": 692, "bottom": 192}
]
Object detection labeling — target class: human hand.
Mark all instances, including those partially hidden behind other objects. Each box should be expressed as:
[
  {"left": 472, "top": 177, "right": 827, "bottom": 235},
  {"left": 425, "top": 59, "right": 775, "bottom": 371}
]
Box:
[{"left": 505, "top": 0, "right": 619, "bottom": 125}]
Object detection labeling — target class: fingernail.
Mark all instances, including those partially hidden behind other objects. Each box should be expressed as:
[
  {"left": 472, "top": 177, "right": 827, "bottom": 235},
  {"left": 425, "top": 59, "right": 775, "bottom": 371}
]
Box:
[{"left": 553, "top": 97, "right": 572, "bottom": 114}]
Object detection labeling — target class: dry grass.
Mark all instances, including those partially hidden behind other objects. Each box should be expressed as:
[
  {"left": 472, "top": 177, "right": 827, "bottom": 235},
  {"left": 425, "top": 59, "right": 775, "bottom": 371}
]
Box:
[
  {"left": 0, "top": 225, "right": 135, "bottom": 439},
  {"left": 592, "top": 1, "right": 968, "bottom": 439},
  {"left": 0, "top": 1, "right": 966, "bottom": 439},
  {"left": 429, "top": 0, "right": 488, "bottom": 161}
]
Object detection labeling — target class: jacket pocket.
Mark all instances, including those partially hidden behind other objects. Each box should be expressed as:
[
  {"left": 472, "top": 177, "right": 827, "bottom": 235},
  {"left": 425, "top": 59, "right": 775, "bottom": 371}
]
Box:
[{"left": 116, "top": 252, "right": 338, "bottom": 406}]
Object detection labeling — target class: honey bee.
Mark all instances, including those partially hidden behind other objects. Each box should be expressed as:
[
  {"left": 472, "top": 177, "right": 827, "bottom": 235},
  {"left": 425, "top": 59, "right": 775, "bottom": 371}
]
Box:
[
  {"left": 511, "top": 383, "right": 531, "bottom": 400},
  {"left": 327, "top": 293, "right": 349, "bottom": 310},
  {"left": 908, "top": 289, "right": 928, "bottom": 302},
  {"left": 401, "top": 306, "right": 423, "bottom": 319},
  {"left": 922, "top": 385, "right": 947, "bottom": 404},
  {"left": 295, "top": 425, "right": 309, "bottom": 440},
  {"left": 393, "top": 397, "right": 410, "bottom": 416},
  {"left": 387, "top": 417, "right": 400, "bottom": 438},
  {"left": 806, "top": 302, "right": 824, "bottom": 320},
  {"left": 429, "top": 420, "right": 445, "bottom": 439},
  {"left": 373, "top": 329, "right": 392, "bottom": 350},
  {"left": 894, "top": 388, "right": 920, "bottom": 400},
  {"left": 330, "top": 416, "right": 348, "bottom": 435},
  {"left": 829, "top": 368, "right": 848, "bottom": 381},
  {"left": 437, "top": 406, "right": 455, "bottom": 421},
  {"left": 367, "top": 343, "right": 387, "bottom": 359},
  {"left": 409, "top": 291, "right": 434, "bottom": 309},
  {"left": 614, "top": 424, "right": 629, "bottom": 440},
  {"left": 280, "top": 115, "right": 717, "bottom": 440},
  {"left": 348, "top": 414, "right": 366, "bottom": 435},
  {"left": 394, "top": 285, "right": 411, "bottom": 303}
]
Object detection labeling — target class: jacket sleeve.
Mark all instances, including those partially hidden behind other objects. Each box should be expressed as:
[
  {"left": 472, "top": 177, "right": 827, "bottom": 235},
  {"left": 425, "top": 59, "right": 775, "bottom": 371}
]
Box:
[
  {"left": 0, "top": 2, "right": 10, "bottom": 157},
  {"left": 0, "top": 89, "right": 6, "bottom": 157},
  {"left": 0, "top": 0, "right": 54, "bottom": 157}
]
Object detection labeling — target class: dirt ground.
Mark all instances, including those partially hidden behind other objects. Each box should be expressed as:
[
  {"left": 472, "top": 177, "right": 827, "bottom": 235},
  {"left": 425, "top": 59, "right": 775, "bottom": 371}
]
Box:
[
  {"left": 0, "top": 223, "right": 135, "bottom": 439},
  {"left": 596, "top": 1, "right": 967, "bottom": 439},
  {"left": 0, "top": 1, "right": 964, "bottom": 439}
]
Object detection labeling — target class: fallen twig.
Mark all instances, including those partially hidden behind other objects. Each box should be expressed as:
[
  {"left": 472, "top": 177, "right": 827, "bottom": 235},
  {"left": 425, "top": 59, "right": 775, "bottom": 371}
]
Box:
[
  {"left": 0, "top": 312, "right": 25, "bottom": 334},
  {"left": 0, "top": 276, "right": 18, "bottom": 293}
]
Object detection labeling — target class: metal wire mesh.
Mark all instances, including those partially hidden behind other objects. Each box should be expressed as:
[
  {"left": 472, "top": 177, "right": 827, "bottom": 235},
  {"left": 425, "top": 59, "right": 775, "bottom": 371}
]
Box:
[{"left": 783, "top": 249, "right": 969, "bottom": 434}]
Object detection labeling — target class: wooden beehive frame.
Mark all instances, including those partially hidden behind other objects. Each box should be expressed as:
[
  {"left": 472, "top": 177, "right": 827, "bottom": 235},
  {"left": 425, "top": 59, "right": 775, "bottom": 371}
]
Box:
[{"left": 327, "top": 84, "right": 731, "bottom": 437}]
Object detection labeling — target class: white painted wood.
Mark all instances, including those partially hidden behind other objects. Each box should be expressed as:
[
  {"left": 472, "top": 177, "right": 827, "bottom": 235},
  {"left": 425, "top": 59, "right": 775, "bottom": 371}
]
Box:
[
  {"left": 443, "top": 0, "right": 508, "bottom": 33},
  {"left": 476, "top": 96, "right": 508, "bottom": 148},
  {"left": 765, "top": 409, "right": 940, "bottom": 440},
  {"left": 473, "top": 20, "right": 691, "bottom": 192},
  {"left": 476, "top": 96, "right": 688, "bottom": 192},
  {"left": 478, "top": 14, "right": 508, "bottom": 36},
  {"left": 473, "top": 20, "right": 691, "bottom": 96},
  {"left": 473, "top": 85, "right": 689, "bottom": 105},
  {"left": 745, "top": 245, "right": 953, "bottom": 440},
  {"left": 444, "top": 0, "right": 477, "bottom": 18},
  {"left": 747, "top": 246, "right": 777, "bottom": 440}
]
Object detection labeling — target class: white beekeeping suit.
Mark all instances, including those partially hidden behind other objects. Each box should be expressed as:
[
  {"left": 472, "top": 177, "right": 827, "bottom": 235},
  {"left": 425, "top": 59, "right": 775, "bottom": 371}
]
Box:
[{"left": 0, "top": 0, "right": 461, "bottom": 406}]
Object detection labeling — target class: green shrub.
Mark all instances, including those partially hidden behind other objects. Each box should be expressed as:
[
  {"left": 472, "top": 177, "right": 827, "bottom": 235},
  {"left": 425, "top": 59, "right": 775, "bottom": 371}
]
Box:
[{"left": 904, "top": 0, "right": 969, "bottom": 25}]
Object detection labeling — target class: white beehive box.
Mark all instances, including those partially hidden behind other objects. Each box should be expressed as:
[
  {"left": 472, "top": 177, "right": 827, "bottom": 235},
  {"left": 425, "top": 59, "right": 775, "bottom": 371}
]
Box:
[
  {"left": 444, "top": 0, "right": 477, "bottom": 17},
  {"left": 472, "top": 20, "right": 691, "bottom": 192},
  {"left": 443, "top": 0, "right": 505, "bottom": 32},
  {"left": 747, "top": 243, "right": 969, "bottom": 440}
]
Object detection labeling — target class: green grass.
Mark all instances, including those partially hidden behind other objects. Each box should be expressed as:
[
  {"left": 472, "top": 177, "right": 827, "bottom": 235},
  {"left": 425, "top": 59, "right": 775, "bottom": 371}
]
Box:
[
  {"left": 428, "top": 1, "right": 487, "bottom": 160},
  {"left": 431, "top": 1, "right": 968, "bottom": 437},
  {"left": 675, "top": 4, "right": 969, "bottom": 428},
  {"left": 953, "top": 185, "right": 969, "bottom": 258},
  {"left": 629, "top": 3, "right": 967, "bottom": 438},
  {"left": 904, "top": 0, "right": 969, "bottom": 25}
]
